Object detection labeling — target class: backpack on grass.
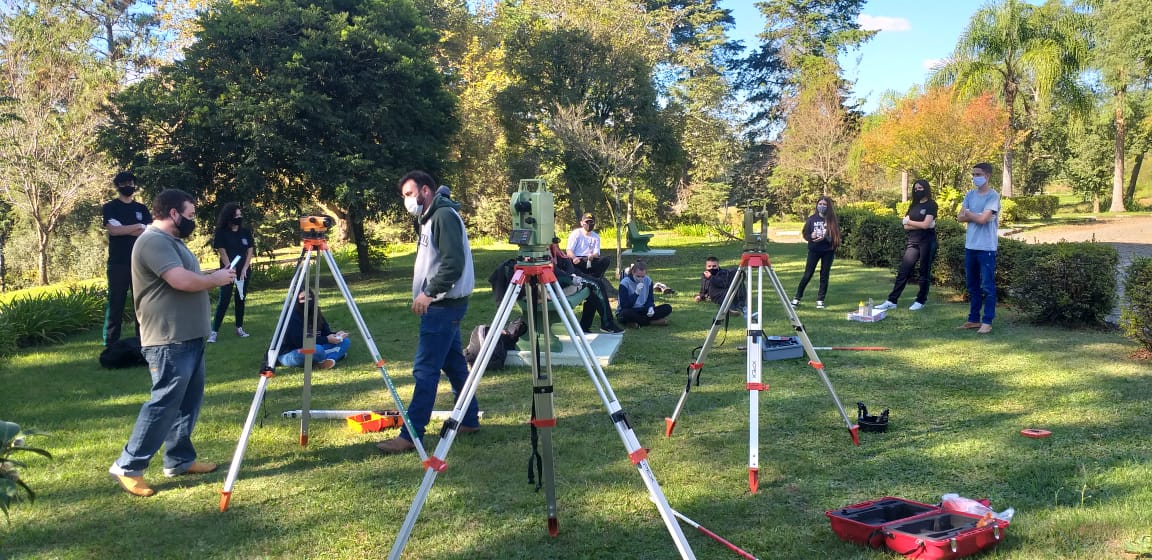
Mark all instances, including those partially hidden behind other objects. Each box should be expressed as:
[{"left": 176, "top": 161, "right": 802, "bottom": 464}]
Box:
[{"left": 100, "top": 337, "right": 148, "bottom": 369}]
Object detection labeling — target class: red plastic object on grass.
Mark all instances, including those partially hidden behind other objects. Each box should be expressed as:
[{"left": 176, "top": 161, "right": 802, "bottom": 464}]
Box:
[{"left": 1020, "top": 428, "right": 1052, "bottom": 439}]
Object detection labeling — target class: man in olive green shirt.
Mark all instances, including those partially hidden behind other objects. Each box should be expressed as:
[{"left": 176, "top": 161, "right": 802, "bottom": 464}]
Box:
[{"left": 109, "top": 189, "right": 235, "bottom": 497}]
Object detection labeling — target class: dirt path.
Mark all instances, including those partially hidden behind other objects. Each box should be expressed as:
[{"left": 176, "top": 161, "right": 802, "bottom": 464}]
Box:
[{"left": 1006, "top": 214, "right": 1152, "bottom": 324}]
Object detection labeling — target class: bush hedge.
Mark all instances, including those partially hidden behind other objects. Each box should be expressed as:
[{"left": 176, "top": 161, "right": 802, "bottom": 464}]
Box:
[
  {"left": 0, "top": 286, "right": 106, "bottom": 356},
  {"left": 1012, "top": 242, "right": 1118, "bottom": 325},
  {"left": 1010, "top": 195, "right": 1060, "bottom": 220},
  {"left": 1120, "top": 257, "right": 1152, "bottom": 350}
]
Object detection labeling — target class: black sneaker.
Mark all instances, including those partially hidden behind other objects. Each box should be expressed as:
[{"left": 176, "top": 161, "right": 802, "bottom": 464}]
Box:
[{"left": 600, "top": 325, "right": 625, "bottom": 334}]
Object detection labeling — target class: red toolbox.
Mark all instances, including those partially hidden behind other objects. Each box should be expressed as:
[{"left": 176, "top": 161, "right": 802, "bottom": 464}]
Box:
[{"left": 826, "top": 497, "right": 1009, "bottom": 559}]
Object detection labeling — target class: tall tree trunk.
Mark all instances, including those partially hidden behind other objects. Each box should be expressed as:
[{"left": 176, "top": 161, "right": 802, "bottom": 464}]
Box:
[
  {"left": 1092, "top": 192, "right": 1100, "bottom": 213},
  {"left": 1111, "top": 89, "right": 1128, "bottom": 213},
  {"left": 1002, "top": 88, "right": 1016, "bottom": 198},
  {"left": 319, "top": 201, "right": 352, "bottom": 242},
  {"left": 349, "top": 214, "right": 374, "bottom": 273},
  {"left": 900, "top": 170, "right": 909, "bottom": 202},
  {"left": 1127, "top": 151, "right": 1144, "bottom": 204},
  {"left": 36, "top": 227, "right": 49, "bottom": 286}
]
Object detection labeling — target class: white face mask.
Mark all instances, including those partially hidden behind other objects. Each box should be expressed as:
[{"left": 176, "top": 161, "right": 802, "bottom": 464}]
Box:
[
  {"left": 972, "top": 176, "right": 987, "bottom": 188},
  {"left": 404, "top": 195, "right": 423, "bottom": 217}
]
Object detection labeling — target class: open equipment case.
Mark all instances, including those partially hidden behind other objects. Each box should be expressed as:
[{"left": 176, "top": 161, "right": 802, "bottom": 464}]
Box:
[{"left": 826, "top": 496, "right": 1010, "bottom": 559}]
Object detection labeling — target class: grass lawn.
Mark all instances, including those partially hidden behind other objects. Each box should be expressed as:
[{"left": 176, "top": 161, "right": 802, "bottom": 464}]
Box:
[{"left": 1, "top": 231, "right": 1149, "bottom": 559}]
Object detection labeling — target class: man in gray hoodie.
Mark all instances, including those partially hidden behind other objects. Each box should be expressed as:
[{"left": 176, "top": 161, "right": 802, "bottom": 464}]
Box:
[{"left": 377, "top": 171, "right": 480, "bottom": 453}]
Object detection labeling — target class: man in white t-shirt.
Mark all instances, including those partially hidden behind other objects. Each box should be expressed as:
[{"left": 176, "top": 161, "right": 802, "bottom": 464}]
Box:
[{"left": 566, "top": 213, "right": 610, "bottom": 278}]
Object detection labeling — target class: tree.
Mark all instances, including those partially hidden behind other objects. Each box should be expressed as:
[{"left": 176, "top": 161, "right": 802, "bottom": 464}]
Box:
[
  {"left": 0, "top": 6, "right": 115, "bottom": 285},
  {"left": 856, "top": 87, "right": 1007, "bottom": 196},
  {"left": 735, "top": 0, "right": 874, "bottom": 138},
  {"left": 99, "top": 0, "right": 457, "bottom": 272},
  {"left": 774, "top": 59, "right": 855, "bottom": 197},
  {"left": 929, "top": 0, "right": 1090, "bottom": 197},
  {"left": 1091, "top": 0, "right": 1152, "bottom": 212}
]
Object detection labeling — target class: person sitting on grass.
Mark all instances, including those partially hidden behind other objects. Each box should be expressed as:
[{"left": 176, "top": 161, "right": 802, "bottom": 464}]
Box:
[
  {"left": 277, "top": 288, "right": 351, "bottom": 369},
  {"left": 616, "top": 260, "right": 672, "bottom": 328},
  {"left": 695, "top": 255, "right": 745, "bottom": 316}
]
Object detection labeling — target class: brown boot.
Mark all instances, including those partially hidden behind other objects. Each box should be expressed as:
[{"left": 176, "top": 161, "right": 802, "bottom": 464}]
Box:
[
  {"left": 375, "top": 437, "right": 416, "bottom": 454},
  {"left": 649, "top": 317, "right": 669, "bottom": 326},
  {"left": 164, "top": 461, "right": 218, "bottom": 477},
  {"left": 111, "top": 474, "right": 155, "bottom": 497}
]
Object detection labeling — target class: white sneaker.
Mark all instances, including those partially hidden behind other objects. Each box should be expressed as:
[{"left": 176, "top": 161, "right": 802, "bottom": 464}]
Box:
[
  {"left": 815, "top": 301, "right": 825, "bottom": 309},
  {"left": 236, "top": 327, "right": 250, "bottom": 338},
  {"left": 207, "top": 331, "right": 217, "bottom": 343},
  {"left": 791, "top": 298, "right": 800, "bottom": 307},
  {"left": 909, "top": 302, "right": 924, "bottom": 311},
  {"left": 874, "top": 301, "right": 898, "bottom": 311}
]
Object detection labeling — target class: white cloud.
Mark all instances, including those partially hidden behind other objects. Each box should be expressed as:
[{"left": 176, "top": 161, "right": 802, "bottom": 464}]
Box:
[
  {"left": 922, "top": 58, "right": 944, "bottom": 70},
  {"left": 858, "top": 14, "right": 912, "bottom": 32}
]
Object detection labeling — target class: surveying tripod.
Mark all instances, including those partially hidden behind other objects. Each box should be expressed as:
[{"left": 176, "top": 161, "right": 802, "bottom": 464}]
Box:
[
  {"left": 664, "top": 208, "right": 860, "bottom": 494},
  {"left": 388, "top": 179, "right": 696, "bottom": 559},
  {"left": 219, "top": 216, "right": 423, "bottom": 512}
]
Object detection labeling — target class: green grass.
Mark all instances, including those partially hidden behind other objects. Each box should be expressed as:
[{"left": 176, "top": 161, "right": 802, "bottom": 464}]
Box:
[{"left": 1, "top": 231, "right": 1148, "bottom": 559}]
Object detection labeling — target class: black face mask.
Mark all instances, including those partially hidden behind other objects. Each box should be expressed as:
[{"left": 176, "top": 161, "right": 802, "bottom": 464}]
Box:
[
  {"left": 231, "top": 217, "right": 243, "bottom": 227},
  {"left": 117, "top": 186, "right": 136, "bottom": 197},
  {"left": 175, "top": 214, "right": 196, "bottom": 238}
]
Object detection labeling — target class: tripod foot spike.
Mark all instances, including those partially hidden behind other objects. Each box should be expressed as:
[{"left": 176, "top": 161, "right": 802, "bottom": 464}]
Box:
[
  {"left": 664, "top": 417, "right": 676, "bottom": 438},
  {"left": 300, "top": 434, "right": 309, "bottom": 447},
  {"left": 850, "top": 425, "right": 860, "bottom": 446},
  {"left": 547, "top": 517, "right": 559, "bottom": 537},
  {"left": 219, "top": 491, "right": 232, "bottom": 512},
  {"left": 749, "top": 468, "right": 759, "bottom": 494}
]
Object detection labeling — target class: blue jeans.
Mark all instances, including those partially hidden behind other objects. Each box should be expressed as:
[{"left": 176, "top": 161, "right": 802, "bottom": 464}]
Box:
[
  {"left": 110, "top": 338, "right": 206, "bottom": 476},
  {"left": 965, "top": 249, "right": 997, "bottom": 324},
  {"left": 401, "top": 305, "right": 479, "bottom": 442},
  {"left": 277, "top": 337, "right": 351, "bottom": 366}
]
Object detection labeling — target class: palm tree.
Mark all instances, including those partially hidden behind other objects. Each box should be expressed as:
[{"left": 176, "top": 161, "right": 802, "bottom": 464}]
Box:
[{"left": 929, "top": 0, "right": 1089, "bottom": 197}]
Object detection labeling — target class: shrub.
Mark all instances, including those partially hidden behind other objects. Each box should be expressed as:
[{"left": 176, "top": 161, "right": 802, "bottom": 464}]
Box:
[
  {"left": 1012, "top": 242, "right": 1118, "bottom": 325},
  {"left": 934, "top": 236, "right": 1033, "bottom": 303},
  {"left": 0, "top": 286, "right": 105, "bottom": 350},
  {"left": 840, "top": 212, "right": 906, "bottom": 267},
  {"left": 1011, "top": 195, "right": 1059, "bottom": 220},
  {"left": 999, "top": 198, "right": 1020, "bottom": 225},
  {"left": 1120, "top": 257, "right": 1152, "bottom": 350}
]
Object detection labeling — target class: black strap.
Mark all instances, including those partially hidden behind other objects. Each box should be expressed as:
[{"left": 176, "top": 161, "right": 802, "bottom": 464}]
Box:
[
  {"left": 526, "top": 401, "right": 542, "bottom": 492},
  {"left": 866, "top": 529, "right": 886, "bottom": 550},
  {"left": 889, "top": 537, "right": 926, "bottom": 557}
]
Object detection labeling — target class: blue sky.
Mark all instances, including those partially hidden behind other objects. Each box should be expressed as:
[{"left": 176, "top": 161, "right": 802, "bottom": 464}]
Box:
[{"left": 719, "top": 1, "right": 1028, "bottom": 114}]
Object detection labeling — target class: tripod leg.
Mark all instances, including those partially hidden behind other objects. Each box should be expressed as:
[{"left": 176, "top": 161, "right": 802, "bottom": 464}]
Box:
[
  {"left": 745, "top": 263, "right": 768, "bottom": 494},
  {"left": 319, "top": 250, "right": 429, "bottom": 461},
  {"left": 220, "top": 253, "right": 313, "bottom": 511},
  {"left": 389, "top": 275, "right": 526, "bottom": 560},
  {"left": 545, "top": 281, "right": 696, "bottom": 559},
  {"left": 298, "top": 256, "right": 322, "bottom": 446},
  {"left": 665, "top": 268, "right": 747, "bottom": 437},
  {"left": 524, "top": 283, "right": 560, "bottom": 536},
  {"left": 763, "top": 261, "right": 859, "bottom": 445}
]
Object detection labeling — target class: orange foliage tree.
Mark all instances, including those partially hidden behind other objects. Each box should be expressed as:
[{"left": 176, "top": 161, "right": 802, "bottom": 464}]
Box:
[{"left": 857, "top": 87, "right": 1007, "bottom": 194}]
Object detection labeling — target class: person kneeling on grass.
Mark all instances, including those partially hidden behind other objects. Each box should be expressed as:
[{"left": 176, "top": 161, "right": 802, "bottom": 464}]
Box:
[
  {"left": 616, "top": 260, "right": 672, "bottom": 328},
  {"left": 277, "top": 289, "right": 351, "bottom": 369}
]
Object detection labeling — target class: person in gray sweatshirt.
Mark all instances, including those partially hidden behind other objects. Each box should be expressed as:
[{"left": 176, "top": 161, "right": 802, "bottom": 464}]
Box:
[{"left": 377, "top": 171, "right": 480, "bottom": 454}]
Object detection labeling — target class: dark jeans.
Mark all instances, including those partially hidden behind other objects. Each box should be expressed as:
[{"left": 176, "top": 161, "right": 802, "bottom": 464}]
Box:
[
  {"left": 887, "top": 238, "right": 938, "bottom": 304},
  {"left": 104, "top": 263, "right": 138, "bottom": 346},
  {"left": 795, "top": 248, "right": 835, "bottom": 301},
  {"left": 576, "top": 274, "right": 619, "bottom": 331},
  {"left": 574, "top": 256, "right": 610, "bottom": 279},
  {"left": 617, "top": 304, "right": 672, "bottom": 326},
  {"left": 965, "top": 249, "right": 997, "bottom": 324},
  {"left": 400, "top": 305, "right": 479, "bottom": 443},
  {"left": 212, "top": 281, "right": 246, "bottom": 331}
]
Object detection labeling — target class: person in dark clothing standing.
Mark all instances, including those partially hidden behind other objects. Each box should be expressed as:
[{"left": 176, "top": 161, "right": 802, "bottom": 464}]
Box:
[
  {"left": 874, "top": 180, "right": 939, "bottom": 312},
  {"left": 102, "top": 171, "right": 152, "bottom": 346},
  {"left": 792, "top": 196, "right": 841, "bottom": 310},
  {"left": 209, "top": 203, "right": 255, "bottom": 342},
  {"left": 694, "top": 256, "right": 744, "bottom": 315}
]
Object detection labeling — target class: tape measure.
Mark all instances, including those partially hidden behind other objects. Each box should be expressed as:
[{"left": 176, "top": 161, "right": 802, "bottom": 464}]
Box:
[{"left": 1020, "top": 428, "right": 1052, "bottom": 438}]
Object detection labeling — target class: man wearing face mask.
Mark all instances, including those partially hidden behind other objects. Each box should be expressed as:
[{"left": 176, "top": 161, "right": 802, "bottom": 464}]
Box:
[
  {"left": 109, "top": 189, "right": 236, "bottom": 497},
  {"left": 377, "top": 171, "right": 479, "bottom": 454},
  {"left": 957, "top": 162, "right": 1000, "bottom": 334},
  {"left": 102, "top": 171, "right": 152, "bottom": 346},
  {"left": 566, "top": 213, "right": 611, "bottom": 279}
]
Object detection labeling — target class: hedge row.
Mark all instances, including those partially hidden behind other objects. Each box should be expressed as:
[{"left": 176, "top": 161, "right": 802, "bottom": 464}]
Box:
[
  {"left": 838, "top": 209, "right": 1119, "bottom": 326},
  {"left": 1121, "top": 257, "right": 1152, "bottom": 350}
]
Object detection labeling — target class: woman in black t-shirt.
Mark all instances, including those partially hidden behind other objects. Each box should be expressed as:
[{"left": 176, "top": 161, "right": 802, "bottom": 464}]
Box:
[
  {"left": 873, "top": 179, "right": 939, "bottom": 312},
  {"left": 792, "top": 196, "right": 842, "bottom": 309},
  {"left": 209, "top": 203, "right": 255, "bottom": 342}
]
